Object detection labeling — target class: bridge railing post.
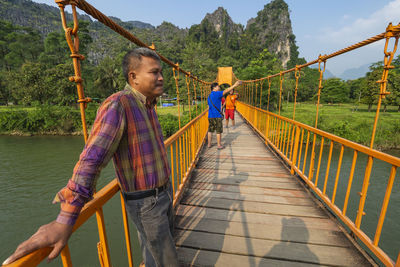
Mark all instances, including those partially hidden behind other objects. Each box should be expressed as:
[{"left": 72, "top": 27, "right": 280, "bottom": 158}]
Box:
[
  {"left": 291, "top": 125, "right": 301, "bottom": 175},
  {"left": 265, "top": 113, "right": 270, "bottom": 145}
]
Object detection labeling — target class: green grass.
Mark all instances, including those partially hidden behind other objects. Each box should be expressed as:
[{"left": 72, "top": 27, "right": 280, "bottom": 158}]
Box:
[
  {"left": 277, "top": 103, "right": 400, "bottom": 149},
  {"left": 156, "top": 103, "right": 206, "bottom": 116}
]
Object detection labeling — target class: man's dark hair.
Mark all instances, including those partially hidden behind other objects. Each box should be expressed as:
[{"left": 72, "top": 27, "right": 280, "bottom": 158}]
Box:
[
  {"left": 220, "top": 83, "right": 230, "bottom": 90},
  {"left": 122, "top": 47, "right": 161, "bottom": 82},
  {"left": 210, "top": 82, "right": 219, "bottom": 90}
]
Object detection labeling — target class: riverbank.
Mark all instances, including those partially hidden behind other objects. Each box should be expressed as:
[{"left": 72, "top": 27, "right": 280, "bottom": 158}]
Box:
[
  {"left": 1, "top": 103, "right": 400, "bottom": 149},
  {"left": 0, "top": 104, "right": 202, "bottom": 139}
]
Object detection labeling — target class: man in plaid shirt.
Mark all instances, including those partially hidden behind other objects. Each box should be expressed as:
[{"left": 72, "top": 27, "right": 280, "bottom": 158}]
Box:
[{"left": 4, "top": 48, "right": 179, "bottom": 267}]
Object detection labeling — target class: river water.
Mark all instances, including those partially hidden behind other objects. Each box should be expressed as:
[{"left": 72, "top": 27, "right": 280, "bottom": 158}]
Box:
[
  {"left": 0, "top": 136, "right": 142, "bottom": 267},
  {"left": 0, "top": 136, "right": 399, "bottom": 266}
]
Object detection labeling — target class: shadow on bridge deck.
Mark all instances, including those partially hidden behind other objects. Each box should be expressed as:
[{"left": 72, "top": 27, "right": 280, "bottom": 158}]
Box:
[{"left": 174, "top": 114, "right": 374, "bottom": 267}]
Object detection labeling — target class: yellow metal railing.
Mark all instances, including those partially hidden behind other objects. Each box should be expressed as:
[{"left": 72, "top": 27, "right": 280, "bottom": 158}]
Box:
[
  {"left": 235, "top": 22, "right": 400, "bottom": 266},
  {"left": 237, "top": 101, "right": 400, "bottom": 266},
  {"left": 233, "top": 22, "right": 400, "bottom": 266}
]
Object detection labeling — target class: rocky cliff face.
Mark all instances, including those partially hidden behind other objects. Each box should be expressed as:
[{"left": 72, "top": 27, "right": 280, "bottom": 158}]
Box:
[
  {"left": 245, "top": 0, "right": 296, "bottom": 68},
  {"left": 0, "top": 0, "right": 153, "bottom": 36},
  {"left": 0, "top": 0, "right": 91, "bottom": 35},
  {"left": 202, "top": 7, "right": 243, "bottom": 42},
  {"left": 0, "top": 0, "right": 300, "bottom": 69}
]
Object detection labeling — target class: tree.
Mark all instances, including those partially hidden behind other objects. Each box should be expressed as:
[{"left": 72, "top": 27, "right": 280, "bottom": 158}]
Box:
[
  {"left": 321, "top": 78, "right": 350, "bottom": 104},
  {"left": 44, "top": 63, "right": 76, "bottom": 105},
  {"left": 39, "top": 20, "right": 92, "bottom": 66},
  {"left": 0, "top": 20, "right": 43, "bottom": 70},
  {"left": 238, "top": 49, "right": 282, "bottom": 110},
  {"left": 389, "top": 54, "right": 400, "bottom": 111},
  {"left": 296, "top": 67, "right": 320, "bottom": 102},
  {"left": 386, "top": 71, "right": 400, "bottom": 112},
  {"left": 12, "top": 62, "right": 48, "bottom": 105},
  {"left": 180, "top": 42, "right": 216, "bottom": 83},
  {"left": 92, "top": 56, "right": 122, "bottom": 99},
  {"left": 347, "top": 77, "right": 367, "bottom": 111},
  {"left": 0, "top": 70, "right": 11, "bottom": 105},
  {"left": 363, "top": 62, "right": 382, "bottom": 112},
  {"left": 38, "top": 31, "right": 69, "bottom": 66}
]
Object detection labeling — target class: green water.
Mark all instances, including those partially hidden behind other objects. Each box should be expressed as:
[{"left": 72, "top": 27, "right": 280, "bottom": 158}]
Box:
[
  {"left": 0, "top": 136, "right": 142, "bottom": 267},
  {"left": 295, "top": 143, "right": 400, "bottom": 265},
  {"left": 0, "top": 136, "right": 399, "bottom": 266}
]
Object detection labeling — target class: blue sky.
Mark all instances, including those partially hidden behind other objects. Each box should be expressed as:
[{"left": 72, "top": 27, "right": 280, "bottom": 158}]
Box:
[{"left": 33, "top": 0, "right": 400, "bottom": 76}]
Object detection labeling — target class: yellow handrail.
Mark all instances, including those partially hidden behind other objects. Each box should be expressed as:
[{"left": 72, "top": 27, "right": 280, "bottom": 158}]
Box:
[{"left": 236, "top": 101, "right": 399, "bottom": 266}]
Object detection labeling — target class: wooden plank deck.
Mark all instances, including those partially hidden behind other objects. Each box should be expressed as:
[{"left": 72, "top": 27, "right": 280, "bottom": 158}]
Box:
[{"left": 175, "top": 114, "right": 375, "bottom": 267}]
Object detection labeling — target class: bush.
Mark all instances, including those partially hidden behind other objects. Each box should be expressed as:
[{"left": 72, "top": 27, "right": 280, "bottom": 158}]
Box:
[
  {"left": 0, "top": 105, "right": 83, "bottom": 134},
  {"left": 0, "top": 104, "right": 199, "bottom": 138}
]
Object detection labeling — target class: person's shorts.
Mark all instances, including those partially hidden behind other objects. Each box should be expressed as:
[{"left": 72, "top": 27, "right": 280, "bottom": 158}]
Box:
[
  {"left": 225, "top": 109, "right": 235, "bottom": 120},
  {"left": 208, "top": 118, "right": 223, "bottom": 134}
]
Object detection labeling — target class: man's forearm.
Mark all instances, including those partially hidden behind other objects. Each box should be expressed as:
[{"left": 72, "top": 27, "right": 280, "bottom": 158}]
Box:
[{"left": 223, "top": 81, "right": 242, "bottom": 95}]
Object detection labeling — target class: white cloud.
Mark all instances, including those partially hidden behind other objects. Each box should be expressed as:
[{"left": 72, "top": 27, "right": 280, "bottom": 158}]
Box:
[
  {"left": 341, "top": 14, "right": 350, "bottom": 21},
  {"left": 320, "top": 0, "right": 400, "bottom": 44},
  {"left": 307, "top": 0, "right": 400, "bottom": 75}
]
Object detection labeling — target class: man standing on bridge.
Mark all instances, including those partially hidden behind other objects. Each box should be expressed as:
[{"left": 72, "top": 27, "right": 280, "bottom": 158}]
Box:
[
  {"left": 3, "top": 48, "right": 179, "bottom": 267},
  {"left": 207, "top": 81, "right": 242, "bottom": 149}
]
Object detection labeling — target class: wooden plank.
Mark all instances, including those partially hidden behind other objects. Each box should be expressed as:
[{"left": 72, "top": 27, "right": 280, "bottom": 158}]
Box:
[
  {"left": 188, "top": 182, "right": 310, "bottom": 198},
  {"left": 203, "top": 151, "right": 273, "bottom": 157},
  {"left": 192, "top": 171, "right": 295, "bottom": 183},
  {"left": 198, "top": 157, "right": 281, "bottom": 166},
  {"left": 175, "top": 216, "right": 350, "bottom": 247},
  {"left": 183, "top": 188, "right": 315, "bottom": 205},
  {"left": 189, "top": 177, "right": 303, "bottom": 190},
  {"left": 175, "top": 230, "right": 372, "bottom": 266},
  {"left": 176, "top": 205, "right": 339, "bottom": 231},
  {"left": 177, "top": 247, "right": 321, "bottom": 267},
  {"left": 199, "top": 155, "right": 276, "bottom": 161},
  {"left": 179, "top": 196, "right": 327, "bottom": 218},
  {"left": 196, "top": 161, "right": 284, "bottom": 171},
  {"left": 193, "top": 168, "right": 291, "bottom": 178}
]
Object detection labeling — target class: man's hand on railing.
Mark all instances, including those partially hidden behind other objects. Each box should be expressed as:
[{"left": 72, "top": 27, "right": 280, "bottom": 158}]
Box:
[{"left": 2, "top": 220, "right": 73, "bottom": 265}]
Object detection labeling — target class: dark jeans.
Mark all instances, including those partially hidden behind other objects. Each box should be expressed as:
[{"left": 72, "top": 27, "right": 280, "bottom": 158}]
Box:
[{"left": 124, "top": 183, "right": 178, "bottom": 267}]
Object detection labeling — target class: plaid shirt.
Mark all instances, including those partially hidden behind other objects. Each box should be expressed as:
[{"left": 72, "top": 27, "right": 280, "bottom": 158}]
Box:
[{"left": 54, "top": 84, "right": 170, "bottom": 225}]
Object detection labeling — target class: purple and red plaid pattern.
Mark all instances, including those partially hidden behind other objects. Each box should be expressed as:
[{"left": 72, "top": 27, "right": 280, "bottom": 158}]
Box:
[{"left": 54, "top": 84, "right": 170, "bottom": 225}]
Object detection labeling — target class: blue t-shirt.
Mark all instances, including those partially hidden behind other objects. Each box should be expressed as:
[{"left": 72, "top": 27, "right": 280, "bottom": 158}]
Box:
[{"left": 208, "top": 91, "right": 224, "bottom": 118}]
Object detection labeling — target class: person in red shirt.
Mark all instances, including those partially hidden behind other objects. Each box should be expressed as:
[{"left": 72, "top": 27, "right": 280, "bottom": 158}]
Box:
[{"left": 224, "top": 90, "right": 239, "bottom": 127}]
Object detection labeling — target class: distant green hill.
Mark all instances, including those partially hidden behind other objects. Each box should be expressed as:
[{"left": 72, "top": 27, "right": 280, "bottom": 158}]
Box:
[{"left": 0, "top": 0, "right": 302, "bottom": 70}]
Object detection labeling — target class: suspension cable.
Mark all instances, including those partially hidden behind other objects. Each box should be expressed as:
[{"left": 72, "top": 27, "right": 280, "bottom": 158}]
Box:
[
  {"left": 173, "top": 65, "right": 181, "bottom": 129},
  {"left": 293, "top": 66, "right": 300, "bottom": 120},
  {"left": 279, "top": 72, "right": 284, "bottom": 115}
]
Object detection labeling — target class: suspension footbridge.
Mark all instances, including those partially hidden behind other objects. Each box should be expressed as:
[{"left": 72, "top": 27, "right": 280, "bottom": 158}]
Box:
[{"left": 2, "top": 0, "right": 400, "bottom": 266}]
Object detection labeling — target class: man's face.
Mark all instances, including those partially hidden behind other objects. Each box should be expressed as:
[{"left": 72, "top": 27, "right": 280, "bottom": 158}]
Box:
[{"left": 131, "top": 57, "right": 164, "bottom": 99}]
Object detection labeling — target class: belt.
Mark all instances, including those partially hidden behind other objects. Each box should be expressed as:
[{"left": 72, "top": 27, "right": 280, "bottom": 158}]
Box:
[{"left": 123, "top": 183, "right": 168, "bottom": 200}]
